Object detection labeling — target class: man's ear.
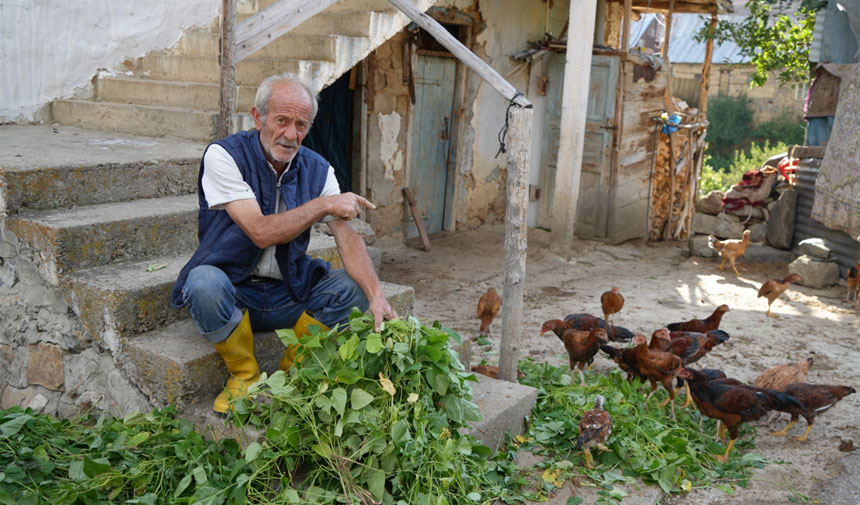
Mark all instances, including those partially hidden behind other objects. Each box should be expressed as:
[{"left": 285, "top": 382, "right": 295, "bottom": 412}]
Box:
[{"left": 251, "top": 107, "right": 263, "bottom": 130}]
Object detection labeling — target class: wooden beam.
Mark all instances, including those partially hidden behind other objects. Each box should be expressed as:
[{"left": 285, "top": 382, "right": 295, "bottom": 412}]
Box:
[
  {"left": 234, "top": 0, "right": 339, "bottom": 62},
  {"left": 497, "top": 106, "right": 532, "bottom": 383},
  {"left": 550, "top": 0, "right": 597, "bottom": 258},
  {"left": 662, "top": 0, "right": 675, "bottom": 112},
  {"left": 699, "top": 14, "right": 717, "bottom": 117},
  {"left": 621, "top": 0, "right": 632, "bottom": 52},
  {"left": 386, "top": 0, "right": 531, "bottom": 108},
  {"left": 218, "top": 0, "right": 237, "bottom": 139}
]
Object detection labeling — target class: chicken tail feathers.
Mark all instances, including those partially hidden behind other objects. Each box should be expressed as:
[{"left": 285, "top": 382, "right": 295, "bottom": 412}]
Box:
[
  {"left": 610, "top": 325, "right": 635, "bottom": 342},
  {"left": 666, "top": 322, "right": 682, "bottom": 332},
  {"left": 706, "top": 329, "right": 731, "bottom": 344},
  {"left": 600, "top": 344, "right": 622, "bottom": 359}
]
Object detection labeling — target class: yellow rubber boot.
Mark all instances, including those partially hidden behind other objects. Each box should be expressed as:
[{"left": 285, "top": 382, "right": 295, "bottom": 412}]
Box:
[
  {"left": 279, "top": 311, "right": 329, "bottom": 370},
  {"left": 212, "top": 311, "right": 260, "bottom": 413}
]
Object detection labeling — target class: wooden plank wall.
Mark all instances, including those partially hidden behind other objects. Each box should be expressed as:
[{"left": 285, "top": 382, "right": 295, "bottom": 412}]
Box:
[{"left": 611, "top": 57, "right": 666, "bottom": 243}]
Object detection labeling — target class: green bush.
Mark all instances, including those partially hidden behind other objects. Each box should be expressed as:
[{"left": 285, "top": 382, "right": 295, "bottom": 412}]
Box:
[
  {"left": 699, "top": 140, "right": 790, "bottom": 196},
  {"left": 751, "top": 112, "right": 805, "bottom": 146},
  {"left": 706, "top": 93, "right": 754, "bottom": 161}
]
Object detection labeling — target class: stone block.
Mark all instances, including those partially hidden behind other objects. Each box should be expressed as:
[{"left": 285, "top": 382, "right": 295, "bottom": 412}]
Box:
[
  {"left": 748, "top": 222, "right": 768, "bottom": 243},
  {"left": 766, "top": 188, "right": 797, "bottom": 250},
  {"left": 464, "top": 374, "right": 538, "bottom": 452},
  {"left": 798, "top": 238, "right": 833, "bottom": 260},
  {"left": 689, "top": 235, "right": 718, "bottom": 258},
  {"left": 28, "top": 393, "right": 48, "bottom": 412},
  {"left": 740, "top": 244, "right": 797, "bottom": 264},
  {"left": 789, "top": 255, "right": 840, "bottom": 288},
  {"left": 1, "top": 385, "right": 34, "bottom": 409},
  {"left": 27, "top": 342, "right": 65, "bottom": 390},
  {"left": 0, "top": 344, "right": 12, "bottom": 364},
  {"left": 692, "top": 212, "right": 745, "bottom": 239},
  {"left": 695, "top": 191, "right": 725, "bottom": 215}
]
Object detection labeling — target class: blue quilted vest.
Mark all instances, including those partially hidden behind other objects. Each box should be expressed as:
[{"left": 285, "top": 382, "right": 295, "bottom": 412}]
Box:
[{"left": 170, "top": 129, "right": 331, "bottom": 308}]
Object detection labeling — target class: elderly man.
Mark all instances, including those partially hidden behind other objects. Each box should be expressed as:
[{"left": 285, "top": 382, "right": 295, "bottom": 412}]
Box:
[{"left": 170, "top": 73, "right": 396, "bottom": 413}]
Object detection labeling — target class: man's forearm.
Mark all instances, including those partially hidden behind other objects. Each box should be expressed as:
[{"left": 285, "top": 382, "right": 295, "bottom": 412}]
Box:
[{"left": 335, "top": 229, "right": 384, "bottom": 301}]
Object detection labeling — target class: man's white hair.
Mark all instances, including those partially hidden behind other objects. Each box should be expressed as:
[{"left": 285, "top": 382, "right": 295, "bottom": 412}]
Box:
[{"left": 254, "top": 73, "right": 319, "bottom": 123}]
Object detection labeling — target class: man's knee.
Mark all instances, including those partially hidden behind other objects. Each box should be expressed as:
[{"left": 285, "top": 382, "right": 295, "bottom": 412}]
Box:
[{"left": 182, "top": 265, "right": 233, "bottom": 306}]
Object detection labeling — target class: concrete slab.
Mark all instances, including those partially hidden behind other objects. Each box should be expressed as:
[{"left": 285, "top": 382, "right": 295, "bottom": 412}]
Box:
[{"left": 465, "top": 373, "right": 538, "bottom": 452}]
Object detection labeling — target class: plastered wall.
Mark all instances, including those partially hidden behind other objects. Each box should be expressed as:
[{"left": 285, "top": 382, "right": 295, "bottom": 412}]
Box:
[{"left": 0, "top": 0, "right": 224, "bottom": 122}]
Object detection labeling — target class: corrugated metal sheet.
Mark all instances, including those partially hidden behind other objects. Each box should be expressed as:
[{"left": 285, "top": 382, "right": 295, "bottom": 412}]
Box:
[
  {"left": 629, "top": 13, "right": 751, "bottom": 64},
  {"left": 794, "top": 159, "right": 860, "bottom": 277}
]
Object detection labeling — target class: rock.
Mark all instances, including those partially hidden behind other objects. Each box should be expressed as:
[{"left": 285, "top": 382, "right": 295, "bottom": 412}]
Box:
[
  {"left": 1, "top": 385, "right": 34, "bottom": 409},
  {"left": 689, "top": 235, "right": 718, "bottom": 258},
  {"left": 748, "top": 222, "right": 768, "bottom": 243},
  {"left": 798, "top": 238, "right": 833, "bottom": 260},
  {"left": 766, "top": 189, "right": 797, "bottom": 250},
  {"left": 0, "top": 344, "right": 12, "bottom": 364},
  {"left": 28, "top": 393, "right": 48, "bottom": 412},
  {"left": 695, "top": 191, "right": 725, "bottom": 215},
  {"left": 739, "top": 244, "right": 797, "bottom": 264},
  {"left": 26, "top": 342, "right": 65, "bottom": 390},
  {"left": 692, "top": 212, "right": 745, "bottom": 239},
  {"left": 313, "top": 218, "right": 376, "bottom": 245},
  {"left": 788, "top": 255, "right": 840, "bottom": 288}
]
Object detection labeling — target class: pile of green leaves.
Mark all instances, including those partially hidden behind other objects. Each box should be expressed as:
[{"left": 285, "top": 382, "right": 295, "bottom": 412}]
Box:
[
  {"left": 510, "top": 360, "right": 771, "bottom": 503},
  {"left": 0, "top": 406, "right": 251, "bottom": 504},
  {"left": 230, "top": 311, "right": 507, "bottom": 504}
]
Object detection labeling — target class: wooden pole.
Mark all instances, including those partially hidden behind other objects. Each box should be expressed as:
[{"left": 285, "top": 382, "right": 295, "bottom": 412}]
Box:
[
  {"left": 620, "top": 0, "right": 632, "bottom": 53},
  {"left": 234, "top": 0, "right": 339, "bottom": 62},
  {"left": 699, "top": 14, "right": 717, "bottom": 117},
  {"left": 497, "top": 106, "right": 532, "bottom": 383},
  {"left": 662, "top": 0, "right": 675, "bottom": 112},
  {"left": 550, "top": 0, "right": 597, "bottom": 259},
  {"left": 386, "top": 0, "right": 531, "bottom": 108},
  {"left": 218, "top": 0, "right": 237, "bottom": 140}
]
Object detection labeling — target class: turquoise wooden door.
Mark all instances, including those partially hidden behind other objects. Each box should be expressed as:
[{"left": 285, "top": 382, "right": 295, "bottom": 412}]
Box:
[
  {"left": 537, "top": 53, "right": 566, "bottom": 228},
  {"left": 408, "top": 55, "right": 457, "bottom": 238}
]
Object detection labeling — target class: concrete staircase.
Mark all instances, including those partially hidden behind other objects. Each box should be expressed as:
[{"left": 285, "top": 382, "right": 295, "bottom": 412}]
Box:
[
  {"left": 50, "top": 0, "right": 437, "bottom": 140},
  {"left": 1, "top": 125, "right": 414, "bottom": 413}
]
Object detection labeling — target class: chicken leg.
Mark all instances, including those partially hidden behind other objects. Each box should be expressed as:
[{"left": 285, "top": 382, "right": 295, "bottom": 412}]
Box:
[
  {"left": 794, "top": 423, "right": 814, "bottom": 442},
  {"left": 769, "top": 420, "right": 798, "bottom": 437},
  {"left": 766, "top": 301, "right": 777, "bottom": 318},
  {"left": 715, "top": 438, "right": 735, "bottom": 463}
]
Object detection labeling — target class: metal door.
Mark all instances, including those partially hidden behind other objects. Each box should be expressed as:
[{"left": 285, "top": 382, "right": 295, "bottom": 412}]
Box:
[
  {"left": 576, "top": 54, "right": 618, "bottom": 238},
  {"left": 408, "top": 55, "right": 457, "bottom": 238}
]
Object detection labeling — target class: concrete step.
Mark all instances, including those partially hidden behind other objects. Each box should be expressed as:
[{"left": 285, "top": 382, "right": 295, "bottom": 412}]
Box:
[
  {"left": 61, "top": 235, "right": 381, "bottom": 349},
  {"left": 177, "top": 31, "right": 340, "bottom": 61},
  {"left": 133, "top": 54, "right": 333, "bottom": 86},
  {"left": 0, "top": 127, "right": 200, "bottom": 214},
  {"left": 123, "top": 280, "right": 415, "bottom": 410},
  {"left": 6, "top": 194, "right": 198, "bottom": 283},
  {"left": 97, "top": 76, "right": 257, "bottom": 112},
  {"left": 52, "top": 99, "right": 218, "bottom": 140}
]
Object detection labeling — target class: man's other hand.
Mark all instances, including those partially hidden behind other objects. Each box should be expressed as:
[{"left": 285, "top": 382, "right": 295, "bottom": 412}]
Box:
[
  {"left": 327, "top": 193, "right": 376, "bottom": 221},
  {"left": 369, "top": 296, "right": 397, "bottom": 332}
]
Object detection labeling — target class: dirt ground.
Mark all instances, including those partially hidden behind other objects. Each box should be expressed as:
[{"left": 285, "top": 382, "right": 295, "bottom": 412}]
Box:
[{"left": 376, "top": 224, "right": 860, "bottom": 505}]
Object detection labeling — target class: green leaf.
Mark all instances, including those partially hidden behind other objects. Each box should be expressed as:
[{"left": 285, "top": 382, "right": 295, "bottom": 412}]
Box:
[
  {"left": 366, "top": 333, "right": 383, "bottom": 354},
  {"left": 68, "top": 460, "right": 86, "bottom": 481},
  {"left": 440, "top": 395, "right": 463, "bottom": 424},
  {"left": 339, "top": 335, "right": 359, "bottom": 361},
  {"left": 82, "top": 456, "right": 111, "bottom": 477},
  {"left": 476, "top": 336, "right": 491, "bottom": 346},
  {"left": 335, "top": 368, "right": 362, "bottom": 385},
  {"left": 193, "top": 465, "right": 208, "bottom": 485},
  {"left": 145, "top": 263, "right": 167, "bottom": 272},
  {"left": 391, "top": 420, "right": 410, "bottom": 443},
  {"left": 567, "top": 498, "right": 583, "bottom": 505},
  {"left": 276, "top": 328, "right": 298, "bottom": 345},
  {"left": 366, "top": 468, "right": 385, "bottom": 501},
  {"left": 244, "top": 442, "right": 262, "bottom": 463},
  {"left": 331, "top": 388, "right": 347, "bottom": 416},
  {"left": 418, "top": 344, "right": 443, "bottom": 362},
  {"left": 313, "top": 442, "right": 332, "bottom": 459},
  {"left": 127, "top": 493, "right": 157, "bottom": 505},
  {"left": 174, "top": 473, "right": 193, "bottom": 498},
  {"left": 467, "top": 492, "right": 482, "bottom": 502},
  {"left": 0, "top": 414, "right": 32, "bottom": 437},
  {"left": 124, "top": 431, "right": 150, "bottom": 448},
  {"left": 351, "top": 388, "right": 375, "bottom": 410}
]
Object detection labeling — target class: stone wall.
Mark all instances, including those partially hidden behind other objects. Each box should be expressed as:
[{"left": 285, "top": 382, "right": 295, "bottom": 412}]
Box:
[{"left": 0, "top": 229, "right": 150, "bottom": 416}]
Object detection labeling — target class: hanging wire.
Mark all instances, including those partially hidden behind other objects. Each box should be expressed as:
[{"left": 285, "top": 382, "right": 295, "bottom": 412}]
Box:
[{"left": 495, "top": 91, "right": 525, "bottom": 159}]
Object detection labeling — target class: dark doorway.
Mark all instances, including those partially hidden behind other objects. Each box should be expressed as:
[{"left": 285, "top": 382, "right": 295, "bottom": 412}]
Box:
[{"left": 303, "top": 71, "right": 354, "bottom": 192}]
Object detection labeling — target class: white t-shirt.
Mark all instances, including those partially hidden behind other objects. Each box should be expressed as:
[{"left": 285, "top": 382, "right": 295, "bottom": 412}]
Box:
[{"left": 201, "top": 144, "right": 342, "bottom": 279}]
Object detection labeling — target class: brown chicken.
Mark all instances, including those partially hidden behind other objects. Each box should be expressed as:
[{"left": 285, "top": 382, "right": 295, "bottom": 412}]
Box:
[
  {"left": 562, "top": 313, "right": 635, "bottom": 342},
  {"left": 576, "top": 395, "right": 612, "bottom": 469},
  {"left": 600, "top": 287, "right": 624, "bottom": 324},
  {"left": 755, "top": 356, "right": 814, "bottom": 425},
  {"left": 663, "top": 329, "right": 731, "bottom": 407},
  {"left": 709, "top": 229, "right": 751, "bottom": 276},
  {"left": 600, "top": 341, "right": 646, "bottom": 382},
  {"left": 471, "top": 364, "right": 525, "bottom": 380},
  {"left": 666, "top": 304, "right": 730, "bottom": 333},
  {"left": 757, "top": 274, "right": 802, "bottom": 317},
  {"left": 541, "top": 323, "right": 609, "bottom": 385},
  {"left": 845, "top": 260, "right": 860, "bottom": 306},
  {"left": 677, "top": 367, "right": 804, "bottom": 462},
  {"left": 477, "top": 287, "right": 501, "bottom": 336},
  {"left": 771, "top": 383, "right": 856, "bottom": 441},
  {"left": 630, "top": 334, "right": 685, "bottom": 419}
]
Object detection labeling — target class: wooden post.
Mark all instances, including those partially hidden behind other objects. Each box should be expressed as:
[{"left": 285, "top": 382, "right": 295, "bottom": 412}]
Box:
[
  {"left": 620, "top": 0, "right": 632, "bottom": 53},
  {"left": 218, "top": 0, "right": 237, "bottom": 139},
  {"left": 497, "top": 106, "right": 532, "bottom": 383},
  {"left": 386, "top": 0, "right": 530, "bottom": 107},
  {"left": 662, "top": 0, "right": 675, "bottom": 112},
  {"left": 699, "top": 14, "right": 717, "bottom": 117},
  {"left": 550, "top": 0, "right": 597, "bottom": 259}
]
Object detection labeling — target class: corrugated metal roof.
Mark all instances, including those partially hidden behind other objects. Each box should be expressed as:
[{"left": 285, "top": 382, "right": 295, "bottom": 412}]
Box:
[{"left": 629, "top": 13, "right": 751, "bottom": 64}]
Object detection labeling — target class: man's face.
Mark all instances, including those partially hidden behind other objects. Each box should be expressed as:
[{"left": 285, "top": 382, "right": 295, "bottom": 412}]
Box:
[{"left": 252, "top": 83, "right": 313, "bottom": 166}]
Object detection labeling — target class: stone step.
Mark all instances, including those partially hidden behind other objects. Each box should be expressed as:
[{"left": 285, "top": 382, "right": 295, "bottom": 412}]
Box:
[
  {"left": 97, "top": 76, "right": 257, "bottom": 112},
  {"left": 133, "top": 53, "right": 333, "bottom": 86},
  {"left": 6, "top": 194, "right": 198, "bottom": 284},
  {"left": 62, "top": 235, "right": 381, "bottom": 350},
  {"left": 177, "top": 31, "right": 340, "bottom": 61},
  {"left": 122, "top": 281, "right": 415, "bottom": 410},
  {"left": 52, "top": 99, "right": 218, "bottom": 140},
  {"left": 0, "top": 126, "right": 201, "bottom": 213}
]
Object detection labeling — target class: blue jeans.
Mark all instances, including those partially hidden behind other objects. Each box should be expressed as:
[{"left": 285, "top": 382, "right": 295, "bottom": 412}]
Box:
[{"left": 180, "top": 265, "right": 369, "bottom": 343}]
